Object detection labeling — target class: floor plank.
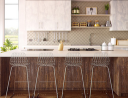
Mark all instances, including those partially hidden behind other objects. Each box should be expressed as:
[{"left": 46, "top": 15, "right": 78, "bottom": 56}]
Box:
[{"left": 0, "top": 90, "right": 127, "bottom": 98}]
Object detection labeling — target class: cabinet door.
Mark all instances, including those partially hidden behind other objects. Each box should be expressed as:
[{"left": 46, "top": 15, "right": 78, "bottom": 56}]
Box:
[
  {"left": 110, "top": 1, "right": 128, "bottom": 31},
  {"left": 39, "top": 1, "right": 55, "bottom": 30},
  {"left": 55, "top": 0, "right": 71, "bottom": 31},
  {"left": 26, "top": 1, "right": 39, "bottom": 30}
]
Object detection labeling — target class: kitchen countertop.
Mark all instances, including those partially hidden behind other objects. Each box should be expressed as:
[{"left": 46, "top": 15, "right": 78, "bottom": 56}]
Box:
[
  {"left": 23, "top": 45, "right": 128, "bottom": 49},
  {"left": 0, "top": 49, "right": 128, "bottom": 57}
]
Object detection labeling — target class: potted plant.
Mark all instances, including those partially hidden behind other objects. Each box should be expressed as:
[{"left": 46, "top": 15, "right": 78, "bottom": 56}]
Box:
[
  {"left": 0, "top": 39, "right": 17, "bottom": 53},
  {"left": 105, "top": 4, "right": 109, "bottom": 14}
]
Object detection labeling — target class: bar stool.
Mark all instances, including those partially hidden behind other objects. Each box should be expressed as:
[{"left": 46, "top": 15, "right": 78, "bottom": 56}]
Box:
[
  {"left": 61, "top": 53, "right": 86, "bottom": 98},
  {"left": 33, "top": 52, "right": 58, "bottom": 98},
  {"left": 5, "top": 52, "right": 30, "bottom": 98},
  {"left": 89, "top": 52, "right": 114, "bottom": 98}
]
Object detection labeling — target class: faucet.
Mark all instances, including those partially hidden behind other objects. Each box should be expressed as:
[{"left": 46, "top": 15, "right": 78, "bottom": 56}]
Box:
[{"left": 89, "top": 33, "right": 95, "bottom": 46}]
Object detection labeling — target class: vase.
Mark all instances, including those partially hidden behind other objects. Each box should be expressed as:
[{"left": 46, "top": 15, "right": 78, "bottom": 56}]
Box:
[{"left": 105, "top": 10, "right": 108, "bottom": 14}]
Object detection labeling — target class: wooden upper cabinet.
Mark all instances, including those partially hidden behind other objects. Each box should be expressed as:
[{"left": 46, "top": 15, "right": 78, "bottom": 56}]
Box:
[
  {"left": 55, "top": 1, "right": 71, "bottom": 31},
  {"left": 26, "top": 0, "right": 71, "bottom": 31},
  {"left": 26, "top": 1, "right": 39, "bottom": 30},
  {"left": 110, "top": 1, "right": 128, "bottom": 31}
]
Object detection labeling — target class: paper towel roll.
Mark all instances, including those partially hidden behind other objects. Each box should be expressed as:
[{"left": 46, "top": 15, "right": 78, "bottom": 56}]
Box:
[{"left": 111, "top": 38, "right": 116, "bottom": 45}]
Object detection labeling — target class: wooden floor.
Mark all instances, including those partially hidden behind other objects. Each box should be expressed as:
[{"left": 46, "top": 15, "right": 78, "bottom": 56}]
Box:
[{"left": 0, "top": 90, "right": 127, "bottom": 98}]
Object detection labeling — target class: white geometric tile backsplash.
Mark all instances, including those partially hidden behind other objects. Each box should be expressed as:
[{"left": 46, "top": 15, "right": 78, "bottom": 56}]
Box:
[{"left": 27, "top": 1, "right": 128, "bottom": 45}]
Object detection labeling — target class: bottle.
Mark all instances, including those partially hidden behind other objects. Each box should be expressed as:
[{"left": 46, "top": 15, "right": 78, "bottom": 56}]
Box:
[
  {"left": 74, "top": 6, "right": 76, "bottom": 14},
  {"left": 76, "top": 6, "right": 80, "bottom": 14},
  {"left": 72, "top": 7, "right": 74, "bottom": 14},
  {"left": 58, "top": 40, "right": 63, "bottom": 51}
]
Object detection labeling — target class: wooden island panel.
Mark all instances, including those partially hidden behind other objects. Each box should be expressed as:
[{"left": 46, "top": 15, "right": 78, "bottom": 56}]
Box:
[{"left": 0, "top": 57, "right": 128, "bottom": 96}]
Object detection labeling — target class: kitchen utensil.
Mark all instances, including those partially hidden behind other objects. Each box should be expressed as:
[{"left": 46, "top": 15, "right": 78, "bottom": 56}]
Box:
[
  {"left": 62, "top": 32, "right": 64, "bottom": 42},
  {"left": 43, "top": 32, "right": 46, "bottom": 41},
  {"left": 53, "top": 32, "right": 55, "bottom": 43},
  {"left": 58, "top": 32, "right": 61, "bottom": 42},
  {"left": 56, "top": 32, "right": 57, "bottom": 42}
]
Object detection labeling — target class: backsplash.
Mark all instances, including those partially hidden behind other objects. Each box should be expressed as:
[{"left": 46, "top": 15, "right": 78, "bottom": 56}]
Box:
[{"left": 27, "top": 1, "right": 128, "bottom": 45}]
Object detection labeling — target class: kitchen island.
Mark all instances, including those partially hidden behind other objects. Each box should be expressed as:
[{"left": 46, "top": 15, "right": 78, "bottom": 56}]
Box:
[{"left": 0, "top": 49, "right": 128, "bottom": 96}]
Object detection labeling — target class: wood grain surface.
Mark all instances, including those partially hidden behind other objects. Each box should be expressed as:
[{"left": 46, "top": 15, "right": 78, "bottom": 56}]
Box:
[{"left": 0, "top": 57, "right": 128, "bottom": 96}]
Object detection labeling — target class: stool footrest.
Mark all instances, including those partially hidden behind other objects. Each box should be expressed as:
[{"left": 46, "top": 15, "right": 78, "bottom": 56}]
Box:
[
  {"left": 39, "top": 81, "right": 55, "bottom": 82},
  {"left": 65, "top": 81, "right": 82, "bottom": 82},
  {"left": 89, "top": 81, "right": 106, "bottom": 82},
  {"left": 15, "top": 81, "right": 31, "bottom": 82}
]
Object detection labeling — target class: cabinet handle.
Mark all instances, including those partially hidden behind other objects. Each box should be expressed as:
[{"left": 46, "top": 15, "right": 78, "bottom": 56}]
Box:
[
  {"left": 42, "top": 22, "right": 43, "bottom": 29},
  {"left": 39, "top": 22, "right": 41, "bottom": 29}
]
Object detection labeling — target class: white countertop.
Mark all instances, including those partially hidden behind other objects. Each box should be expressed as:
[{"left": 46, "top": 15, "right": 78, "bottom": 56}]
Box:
[
  {"left": 23, "top": 45, "right": 128, "bottom": 49},
  {"left": 0, "top": 49, "right": 128, "bottom": 57}
]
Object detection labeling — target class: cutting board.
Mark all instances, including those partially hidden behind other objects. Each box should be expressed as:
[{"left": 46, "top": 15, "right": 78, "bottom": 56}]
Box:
[{"left": 117, "top": 40, "right": 128, "bottom": 46}]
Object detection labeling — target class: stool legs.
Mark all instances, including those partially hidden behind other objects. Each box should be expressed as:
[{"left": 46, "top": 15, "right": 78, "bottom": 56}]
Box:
[
  {"left": 5, "top": 66, "right": 13, "bottom": 98},
  {"left": 61, "top": 66, "right": 67, "bottom": 98},
  {"left": 61, "top": 66, "right": 86, "bottom": 98},
  {"left": 52, "top": 66, "right": 58, "bottom": 98},
  {"left": 89, "top": 66, "right": 94, "bottom": 98},
  {"left": 89, "top": 66, "right": 114, "bottom": 98},
  {"left": 33, "top": 66, "right": 58, "bottom": 98},
  {"left": 107, "top": 66, "right": 114, "bottom": 98},
  {"left": 79, "top": 66, "right": 86, "bottom": 98},
  {"left": 5, "top": 66, "right": 30, "bottom": 98}
]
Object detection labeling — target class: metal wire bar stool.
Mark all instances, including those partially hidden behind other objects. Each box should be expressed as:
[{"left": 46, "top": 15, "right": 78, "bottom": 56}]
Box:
[
  {"left": 89, "top": 52, "right": 114, "bottom": 98},
  {"left": 61, "top": 53, "right": 86, "bottom": 98},
  {"left": 33, "top": 52, "right": 58, "bottom": 98},
  {"left": 5, "top": 52, "right": 30, "bottom": 98}
]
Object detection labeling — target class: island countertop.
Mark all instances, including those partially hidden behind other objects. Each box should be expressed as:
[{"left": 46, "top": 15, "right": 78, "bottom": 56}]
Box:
[{"left": 0, "top": 49, "right": 128, "bottom": 57}]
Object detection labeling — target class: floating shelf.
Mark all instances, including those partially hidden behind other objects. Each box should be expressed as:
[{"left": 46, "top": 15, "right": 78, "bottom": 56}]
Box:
[
  {"left": 71, "top": 14, "right": 110, "bottom": 17},
  {"left": 72, "top": 26, "right": 110, "bottom": 29},
  {"left": 27, "top": 30, "right": 71, "bottom": 32}
]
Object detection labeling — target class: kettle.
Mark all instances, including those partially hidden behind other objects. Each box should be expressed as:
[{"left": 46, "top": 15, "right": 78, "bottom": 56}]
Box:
[{"left": 58, "top": 40, "right": 63, "bottom": 51}]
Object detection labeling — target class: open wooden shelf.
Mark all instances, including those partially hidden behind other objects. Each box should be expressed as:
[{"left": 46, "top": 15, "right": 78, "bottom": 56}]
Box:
[
  {"left": 71, "top": 14, "right": 110, "bottom": 17},
  {"left": 72, "top": 26, "right": 110, "bottom": 29}
]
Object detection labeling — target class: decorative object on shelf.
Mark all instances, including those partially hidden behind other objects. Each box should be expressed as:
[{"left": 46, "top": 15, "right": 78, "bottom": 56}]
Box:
[
  {"left": 94, "top": 20, "right": 100, "bottom": 27},
  {"left": 111, "top": 37, "right": 116, "bottom": 45},
  {"left": 80, "top": 22, "right": 87, "bottom": 27},
  {"left": 86, "top": 7, "right": 97, "bottom": 15},
  {"left": 101, "top": 42, "right": 108, "bottom": 51},
  {"left": 72, "top": 6, "right": 76, "bottom": 14},
  {"left": 117, "top": 40, "right": 128, "bottom": 46},
  {"left": 101, "top": 25, "right": 105, "bottom": 27},
  {"left": 58, "top": 40, "right": 63, "bottom": 51},
  {"left": 76, "top": 6, "right": 80, "bottom": 14},
  {"left": 72, "top": 22, "right": 79, "bottom": 27},
  {"left": 105, "top": 4, "right": 109, "bottom": 14},
  {"left": 106, "top": 21, "right": 112, "bottom": 27},
  {"left": 87, "top": 20, "right": 92, "bottom": 27},
  {"left": 72, "top": 6, "right": 80, "bottom": 14}
]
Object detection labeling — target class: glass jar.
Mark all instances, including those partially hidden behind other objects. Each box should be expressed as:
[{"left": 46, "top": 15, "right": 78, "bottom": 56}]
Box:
[{"left": 94, "top": 20, "right": 100, "bottom": 27}]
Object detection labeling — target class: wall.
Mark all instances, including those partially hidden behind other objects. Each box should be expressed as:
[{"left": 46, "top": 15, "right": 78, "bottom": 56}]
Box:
[
  {"left": 27, "top": 1, "right": 128, "bottom": 46},
  {"left": 19, "top": 0, "right": 27, "bottom": 49},
  {"left": 0, "top": 0, "right": 4, "bottom": 49}
]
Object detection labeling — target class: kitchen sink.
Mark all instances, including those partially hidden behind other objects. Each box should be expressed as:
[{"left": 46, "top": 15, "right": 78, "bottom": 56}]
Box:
[{"left": 27, "top": 49, "right": 54, "bottom": 51}]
